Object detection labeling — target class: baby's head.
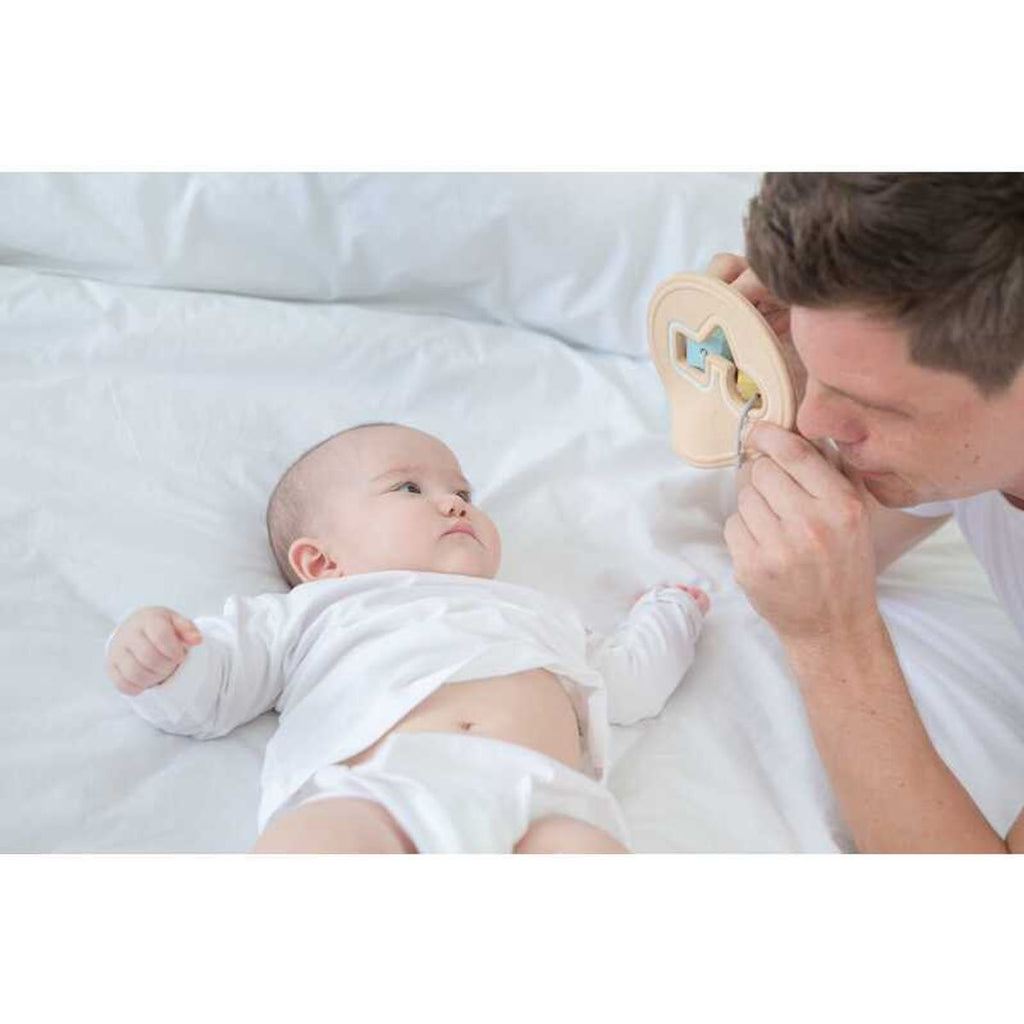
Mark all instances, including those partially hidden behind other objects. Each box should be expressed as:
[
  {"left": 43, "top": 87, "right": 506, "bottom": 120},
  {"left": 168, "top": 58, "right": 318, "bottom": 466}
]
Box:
[{"left": 267, "top": 423, "right": 501, "bottom": 587}]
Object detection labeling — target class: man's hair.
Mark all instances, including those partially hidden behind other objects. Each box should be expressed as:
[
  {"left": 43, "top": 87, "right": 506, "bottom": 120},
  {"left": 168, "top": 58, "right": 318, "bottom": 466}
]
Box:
[
  {"left": 266, "top": 422, "right": 397, "bottom": 587},
  {"left": 744, "top": 173, "right": 1024, "bottom": 395}
]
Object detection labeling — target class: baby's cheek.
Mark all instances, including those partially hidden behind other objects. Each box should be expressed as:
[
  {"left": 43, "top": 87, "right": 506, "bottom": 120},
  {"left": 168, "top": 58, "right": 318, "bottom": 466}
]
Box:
[{"left": 482, "top": 523, "right": 502, "bottom": 573}]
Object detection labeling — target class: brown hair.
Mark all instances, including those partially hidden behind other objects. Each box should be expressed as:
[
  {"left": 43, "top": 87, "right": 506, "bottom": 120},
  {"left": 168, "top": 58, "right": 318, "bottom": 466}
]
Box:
[
  {"left": 266, "top": 422, "right": 398, "bottom": 587},
  {"left": 744, "top": 173, "right": 1024, "bottom": 395}
]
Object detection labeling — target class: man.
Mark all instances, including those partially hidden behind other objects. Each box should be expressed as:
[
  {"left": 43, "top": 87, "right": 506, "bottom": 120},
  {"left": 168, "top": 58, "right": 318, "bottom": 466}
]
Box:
[{"left": 715, "top": 173, "right": 1024, "bottom": 852}]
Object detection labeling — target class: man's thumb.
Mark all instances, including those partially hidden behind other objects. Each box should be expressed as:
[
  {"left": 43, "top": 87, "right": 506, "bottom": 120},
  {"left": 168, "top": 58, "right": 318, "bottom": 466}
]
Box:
[{"left": 837, "top": 452, "right": 873, "bottom": 504}]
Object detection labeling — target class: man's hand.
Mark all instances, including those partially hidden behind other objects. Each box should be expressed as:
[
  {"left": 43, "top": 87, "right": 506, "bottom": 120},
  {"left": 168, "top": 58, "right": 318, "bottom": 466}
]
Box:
[
  {"left": 106, "top": 606, "right": 202, "bottom": 696},
  {"left": 724, "top": 423, "right": 878, "bottom": 643},
  {"left": 705, "top": 252, "right": 807, "bottom": 403}
]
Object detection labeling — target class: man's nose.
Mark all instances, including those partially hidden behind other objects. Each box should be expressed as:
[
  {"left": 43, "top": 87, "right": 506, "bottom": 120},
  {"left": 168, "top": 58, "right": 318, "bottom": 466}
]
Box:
[
  {"left": 795, "top": 391, "right": 827, "bottom": 440},
  {"left": 796, "top": 383, "right": 864, "bottom": 445}
]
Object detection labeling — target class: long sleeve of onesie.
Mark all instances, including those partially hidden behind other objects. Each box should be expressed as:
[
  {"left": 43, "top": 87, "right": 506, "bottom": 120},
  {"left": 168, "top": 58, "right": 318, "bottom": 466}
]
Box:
[
  {"left": 589, "top": 586, "right": 704, "bottom": 726},
  {"left": 122, "top": 593, "right": 291, "bottom": 740}
]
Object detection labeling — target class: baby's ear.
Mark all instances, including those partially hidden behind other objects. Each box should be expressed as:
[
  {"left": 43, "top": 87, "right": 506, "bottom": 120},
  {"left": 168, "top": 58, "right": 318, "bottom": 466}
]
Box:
[{"left": 288, "top": 538, "right": 343, "bottom": 582}]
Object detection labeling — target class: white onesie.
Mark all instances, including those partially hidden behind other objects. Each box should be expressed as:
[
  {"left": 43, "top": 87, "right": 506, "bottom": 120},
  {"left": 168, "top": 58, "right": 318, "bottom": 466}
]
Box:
[{"left": 124, "top": 571, "right": 704, "bottom": 836}]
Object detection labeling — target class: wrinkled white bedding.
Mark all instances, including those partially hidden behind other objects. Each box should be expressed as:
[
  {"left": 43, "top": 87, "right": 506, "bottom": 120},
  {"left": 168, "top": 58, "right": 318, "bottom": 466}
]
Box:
[{"left": 2, "top": 173, "right": 1021, "bottom": 852}]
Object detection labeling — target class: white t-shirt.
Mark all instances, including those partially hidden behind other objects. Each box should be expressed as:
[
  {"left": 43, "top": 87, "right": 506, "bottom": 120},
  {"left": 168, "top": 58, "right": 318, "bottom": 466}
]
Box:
[
  {"left": 907, "top": 491, "right": 1024, "bottom": 642},
  {"left": 122, "top": 571, "right": 704, "bottom": 829}
]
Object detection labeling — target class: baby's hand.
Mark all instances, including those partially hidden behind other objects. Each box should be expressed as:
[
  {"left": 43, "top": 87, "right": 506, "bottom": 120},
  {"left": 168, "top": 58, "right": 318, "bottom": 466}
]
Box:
[
  {"left": 632, "top": 584, "right": 711, "bottom": 616},
  {"left": 106, "top": 606, "right": 202, "bottom": 696},
  {"left": 672, "top": 584, "right": 711, "bottom": 616}
]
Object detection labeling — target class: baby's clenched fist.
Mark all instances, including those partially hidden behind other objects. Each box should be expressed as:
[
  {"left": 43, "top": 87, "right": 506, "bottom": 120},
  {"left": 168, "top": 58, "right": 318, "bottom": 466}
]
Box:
[
  {"left": 671, "top": 584, "right": 710, "bottom": 616},
  {"left": 106, "top": 606, "right": 202, "bottom": 696},
  {"left": 630, "top": 583, "right": 711, "bottom": 616}
]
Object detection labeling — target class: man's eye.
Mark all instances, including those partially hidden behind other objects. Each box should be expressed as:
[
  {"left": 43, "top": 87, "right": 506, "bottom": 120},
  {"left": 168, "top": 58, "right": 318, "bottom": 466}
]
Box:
[{"left": 394, "top": 481, "right": 421, "bottom": 494}]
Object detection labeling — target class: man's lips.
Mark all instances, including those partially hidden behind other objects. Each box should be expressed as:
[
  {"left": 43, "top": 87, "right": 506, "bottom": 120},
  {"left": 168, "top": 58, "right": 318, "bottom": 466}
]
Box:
[{"left": 845, "top": 461, "right": 889, "bottom": 478}]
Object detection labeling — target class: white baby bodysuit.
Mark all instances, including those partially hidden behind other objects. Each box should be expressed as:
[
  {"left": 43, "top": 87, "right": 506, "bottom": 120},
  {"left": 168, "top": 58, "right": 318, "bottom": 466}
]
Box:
[{"left": 124, "top": 571, "right": 704, "bottom": 829}]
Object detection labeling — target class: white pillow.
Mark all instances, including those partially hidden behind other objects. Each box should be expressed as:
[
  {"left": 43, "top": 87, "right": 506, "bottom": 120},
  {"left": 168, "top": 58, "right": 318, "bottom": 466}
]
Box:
[{"left": 0, "top": 172, "right": 758, "bottom": 356}]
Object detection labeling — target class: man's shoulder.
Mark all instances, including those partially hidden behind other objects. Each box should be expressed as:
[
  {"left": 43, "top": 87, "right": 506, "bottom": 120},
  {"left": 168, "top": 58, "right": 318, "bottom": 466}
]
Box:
[
  {"left": 904, "top": 491, "right": 1024, "bottom": 564},
  {"left": 901, "top": 492, "right": 1014, "bottom": 520},
  {"left": 905, "top": 490, "right": 1024, "bottom": 524}
]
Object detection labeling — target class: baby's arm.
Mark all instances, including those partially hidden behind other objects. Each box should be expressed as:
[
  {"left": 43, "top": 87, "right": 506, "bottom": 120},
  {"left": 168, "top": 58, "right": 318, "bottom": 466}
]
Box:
[
  {"left": 105, "top": 594, "right": 288, "bottom": 740},
  {"left": 589, "top": 584, "right": 707, "bottom": 726}
]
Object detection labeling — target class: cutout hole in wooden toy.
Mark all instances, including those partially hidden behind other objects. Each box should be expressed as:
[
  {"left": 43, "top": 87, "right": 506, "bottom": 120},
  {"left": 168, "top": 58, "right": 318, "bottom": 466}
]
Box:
[
  {"left": 671, "top": 324, "right": 732, "bottom": 380},
  {"left": 670, "top": 327, "right": 687, "bottom": 371},
  {"left": 731, "top": 367, "right": 763, "bottom": 410}
]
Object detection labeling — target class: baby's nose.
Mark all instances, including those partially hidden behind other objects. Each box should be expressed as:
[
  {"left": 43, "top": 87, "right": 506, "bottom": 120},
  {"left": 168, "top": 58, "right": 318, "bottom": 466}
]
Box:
[{"left": 441, "top": 494, "right": 468, "bottom": 516}]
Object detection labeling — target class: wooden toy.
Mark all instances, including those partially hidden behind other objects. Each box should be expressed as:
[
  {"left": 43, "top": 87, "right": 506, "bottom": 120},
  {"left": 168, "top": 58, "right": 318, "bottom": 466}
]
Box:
[{"left": 647, "top": 272, "right": 795, "bottom": 466}]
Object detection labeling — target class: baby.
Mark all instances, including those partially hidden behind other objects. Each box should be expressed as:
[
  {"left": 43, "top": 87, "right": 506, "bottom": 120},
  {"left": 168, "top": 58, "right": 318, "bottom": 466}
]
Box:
[{"left": 106, "top": 423, "right": 709, "bottom": 853}]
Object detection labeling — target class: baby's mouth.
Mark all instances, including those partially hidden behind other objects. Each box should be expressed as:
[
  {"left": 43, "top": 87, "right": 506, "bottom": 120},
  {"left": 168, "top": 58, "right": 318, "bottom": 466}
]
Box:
[{"left": 442, "top": 523, "right": 478, "bottom": 541}]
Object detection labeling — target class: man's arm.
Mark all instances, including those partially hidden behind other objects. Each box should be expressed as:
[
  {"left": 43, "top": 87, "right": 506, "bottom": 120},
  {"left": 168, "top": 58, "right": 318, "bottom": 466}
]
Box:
[
  {"left": 1008, "top": 808, "right": 1024, "bottom": 850},
  {"left": 786, "top": 612, "right": 1019, "bottom": 852},
  {"left": 727, "top": 422, "right": 1021, "bottom": 852}
]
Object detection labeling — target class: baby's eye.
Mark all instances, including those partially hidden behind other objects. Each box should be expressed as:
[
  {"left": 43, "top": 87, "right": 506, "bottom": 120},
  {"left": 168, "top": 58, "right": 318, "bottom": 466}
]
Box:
[
  {"left": 456, "top": 490, "right": 472, "bottom": 503},
  {"left": 394, "top": 481, "right": 422, "bottom": 494}
]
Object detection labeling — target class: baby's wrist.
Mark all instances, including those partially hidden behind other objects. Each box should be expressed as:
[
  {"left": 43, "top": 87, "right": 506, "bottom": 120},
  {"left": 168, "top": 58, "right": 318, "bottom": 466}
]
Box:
[{"left": 642, "top": 584, "right": 710, "bottom": 617}]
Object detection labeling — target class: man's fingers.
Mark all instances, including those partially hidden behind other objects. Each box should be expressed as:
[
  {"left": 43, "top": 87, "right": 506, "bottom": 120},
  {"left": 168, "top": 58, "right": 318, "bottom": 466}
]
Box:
[
  {"left": 724, "top": 511, "right": 757, "bottom": 566},
  {"left": 725, "top": 512, "right": 766, "bottom": 595},
  {"left": 747, "top": 454, "right": 815, "bottom": 520},
  {"left": 729, "top": 267, "right": 775, "bottom": 308},
  {"left": 704, "top": 253, "right": 788, "bottom": 326},
  {"left": 705, "top": 253, "right": 773, "bottom": 305},
  {"left": 736, "top": 483, "right": 782, "bottom": 545},
  {"left": 747, "top": 422, "right": 854, "bottom": 499},
  {"left": 170, "top": 612, "right": 202, "bottom": 646},
  {"left": 705, "top": 251, "right": 748, "bottom": 284}
]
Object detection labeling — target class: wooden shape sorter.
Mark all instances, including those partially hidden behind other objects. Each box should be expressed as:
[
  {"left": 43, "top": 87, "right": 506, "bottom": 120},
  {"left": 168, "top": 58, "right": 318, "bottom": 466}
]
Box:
[{"left": 647, "top": 272, "right": 796, "bottom": 467}]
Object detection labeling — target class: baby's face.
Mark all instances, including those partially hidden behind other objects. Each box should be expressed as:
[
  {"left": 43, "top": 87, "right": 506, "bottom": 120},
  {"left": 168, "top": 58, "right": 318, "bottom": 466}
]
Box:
[{"left": 296, "top": 425, "right": 501, "bottom": 580}]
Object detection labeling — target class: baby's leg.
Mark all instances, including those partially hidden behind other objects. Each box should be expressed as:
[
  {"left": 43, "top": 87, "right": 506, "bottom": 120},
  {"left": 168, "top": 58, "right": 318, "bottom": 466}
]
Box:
[
  {"left": 253, "top": 797, "right": 416, "bottom": 854},
  {"left": 514, "top": 815, "right": 630, "bottom": 854}
]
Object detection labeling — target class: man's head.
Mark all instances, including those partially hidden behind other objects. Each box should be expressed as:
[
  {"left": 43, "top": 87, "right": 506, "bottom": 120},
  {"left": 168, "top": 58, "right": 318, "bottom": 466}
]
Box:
[
  {"left": 266, "top": 424, "right": 501, "bottom": 587},
  {"left": 745, "top": 173, "right": 1024, "bottom": 506}
]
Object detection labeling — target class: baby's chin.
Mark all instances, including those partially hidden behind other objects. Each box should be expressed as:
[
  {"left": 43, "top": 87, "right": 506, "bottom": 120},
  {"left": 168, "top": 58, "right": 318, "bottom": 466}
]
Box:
[
  {"left": 353, "top": 553, "right": 499, "bottom": 579},
  {"left": 433, "top": 558, "right": 499, "bottom": 579},
  {"left": 430, "top": 550, "right": 500, "bottom": 579}
]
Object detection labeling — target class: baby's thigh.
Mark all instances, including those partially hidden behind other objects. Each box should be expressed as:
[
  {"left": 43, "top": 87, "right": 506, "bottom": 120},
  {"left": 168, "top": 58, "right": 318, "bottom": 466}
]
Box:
[
  {"left": 514, "top": 815, "right": 630, "bottom": 854},
  {"left": 253, "top": 797, "right": 416, "bottom": 854}
]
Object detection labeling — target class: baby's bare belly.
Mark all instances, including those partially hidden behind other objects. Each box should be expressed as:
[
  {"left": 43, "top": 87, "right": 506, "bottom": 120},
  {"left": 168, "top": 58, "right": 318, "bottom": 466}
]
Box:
[{"left": 343, "top": 668, "right": 583, "bottom": 769}]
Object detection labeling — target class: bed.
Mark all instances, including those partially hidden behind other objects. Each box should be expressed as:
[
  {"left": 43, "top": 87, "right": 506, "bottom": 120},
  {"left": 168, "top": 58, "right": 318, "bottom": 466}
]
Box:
[{"left": 2, "top": 172, "right": 1021, "bottom": 853}]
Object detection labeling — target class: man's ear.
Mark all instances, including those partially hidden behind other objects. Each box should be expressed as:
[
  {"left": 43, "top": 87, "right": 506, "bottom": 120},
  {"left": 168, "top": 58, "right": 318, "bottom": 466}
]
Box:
[{"left": 288, "top": 538, "right": 343, "bottom": 583}]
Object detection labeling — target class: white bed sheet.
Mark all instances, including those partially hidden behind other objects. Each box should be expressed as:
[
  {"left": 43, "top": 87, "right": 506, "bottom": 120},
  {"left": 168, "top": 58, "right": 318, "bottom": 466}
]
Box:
[{"left": 2, "top": 174, "right": 1021, "bottom": 853}]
